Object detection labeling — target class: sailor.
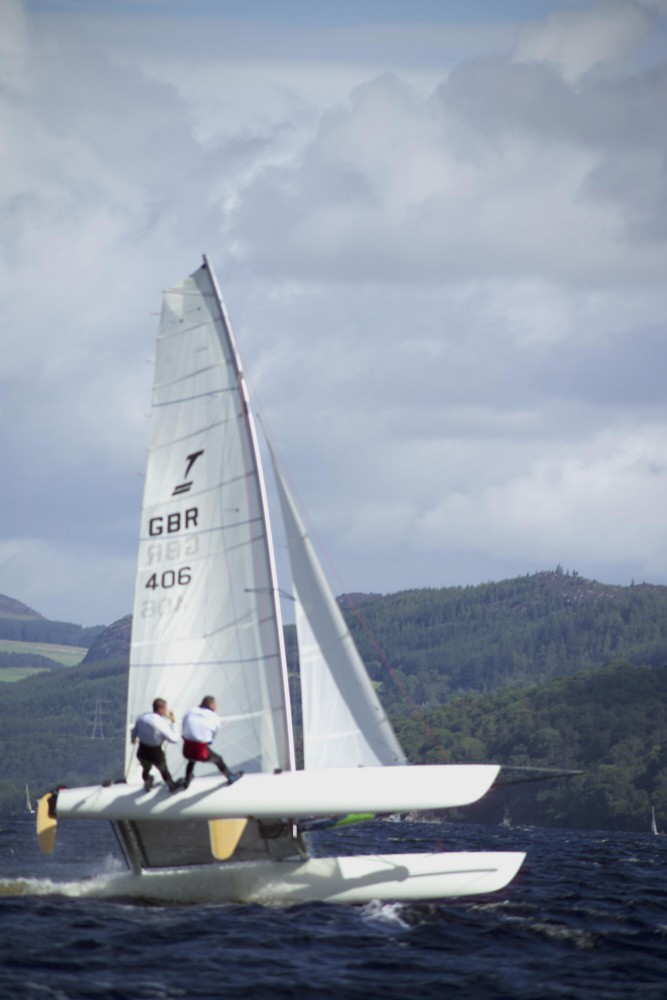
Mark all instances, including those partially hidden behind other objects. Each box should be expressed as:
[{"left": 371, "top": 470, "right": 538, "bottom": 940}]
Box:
[
  {"left": 131, "top": 698, "right": 181, "bottom": 792},
  {"left": 182, "top": 695, "right": 241, "bottom": 788}
]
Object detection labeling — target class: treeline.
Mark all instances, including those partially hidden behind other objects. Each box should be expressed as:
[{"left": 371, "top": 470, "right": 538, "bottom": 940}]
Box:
[
  {"left": 392, "top": 659, "right": 667, "bottom": 831},
  {"left": 0, "top": 619, "right": 104, "bottom": 647},
  {"left": 341, "top": 571, "right": 667, "bottom": 712}
]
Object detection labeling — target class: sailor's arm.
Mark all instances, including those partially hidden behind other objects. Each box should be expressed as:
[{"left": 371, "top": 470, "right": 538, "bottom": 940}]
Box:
[{"left": 157, "top": 713, "right": 180, "bottom": 743}]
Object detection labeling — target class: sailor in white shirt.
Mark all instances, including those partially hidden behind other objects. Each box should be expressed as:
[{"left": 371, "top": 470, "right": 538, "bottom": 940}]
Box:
[
  {"left": 181, "top": 695, "right": 241, "bottom": 788},
  {"left": 130, "top": 698, "right": 180, "bottom": 792}
]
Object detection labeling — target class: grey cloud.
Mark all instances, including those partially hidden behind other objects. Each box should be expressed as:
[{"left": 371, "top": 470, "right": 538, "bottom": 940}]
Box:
[
  {"left": 512, "top": 0, "right": 656, "bottom": 81},
  {"left": 441, "top": 54, "right": 667, "bottom": 151},
  {"left": 226, "top": 37, "right": 667, "bottom": 287},
  {"left": 538, "top": 324, "right": 667, "bottom": 408}
]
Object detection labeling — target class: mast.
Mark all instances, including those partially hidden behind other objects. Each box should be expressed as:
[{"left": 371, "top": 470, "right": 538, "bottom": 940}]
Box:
[{"left": 202, "top": 256, "right": 296, "bottom": 771}]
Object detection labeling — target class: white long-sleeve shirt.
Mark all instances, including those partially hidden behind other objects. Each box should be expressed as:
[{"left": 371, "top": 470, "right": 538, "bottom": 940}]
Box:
[
  {"left": 131, "top": 711, "right": 178, "bottom": 748},
  {"left": 182, "top": 705, "right": 221, "bottom": 744}
]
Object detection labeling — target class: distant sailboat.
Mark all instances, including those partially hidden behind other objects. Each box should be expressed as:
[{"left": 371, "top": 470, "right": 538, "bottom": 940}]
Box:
[
  {"left": 25, "top": 784, "right": 35, "bottom": 815},
  {"left": 652, "top": 806, "right": 659, "bottom": 836}
]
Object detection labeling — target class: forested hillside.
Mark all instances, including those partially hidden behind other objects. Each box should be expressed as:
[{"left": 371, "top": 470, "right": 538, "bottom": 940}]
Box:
[
  {"left": 341, "top": 570, "right": 667, "bottom": 712},
  {"left": 0, "top": 656, "right": 126, "bottom": 815},
  {"left": 1, "top": 571, "right": 666, "bottom": 830},
  {"left": 392, "top": 660, "right": 667, "bottom": 832}
]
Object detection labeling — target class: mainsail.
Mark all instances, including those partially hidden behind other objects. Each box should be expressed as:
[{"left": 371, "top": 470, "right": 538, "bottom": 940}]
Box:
[{"left": 125, "top": 260, "right": 294, "bottom": 783}]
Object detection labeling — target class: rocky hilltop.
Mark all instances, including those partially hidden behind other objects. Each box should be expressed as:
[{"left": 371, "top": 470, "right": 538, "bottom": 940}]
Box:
[{"left": 82, "top": 615, "right": 132, "bottom": 664}]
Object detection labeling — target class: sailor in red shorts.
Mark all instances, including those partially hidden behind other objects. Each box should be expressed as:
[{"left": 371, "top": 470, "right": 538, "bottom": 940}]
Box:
[{"left": 182, "top": 695, "right": 241, "bottom": 788}]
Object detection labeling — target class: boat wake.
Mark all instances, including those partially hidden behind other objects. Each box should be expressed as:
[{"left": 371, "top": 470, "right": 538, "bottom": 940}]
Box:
[
  {"left": 0, "top": 857, "right": 139, "bottom": 901},
  {"left": 361, "top": 899, "right": 411, "bottom": 929},
  {"left": 0, "top": 876, "right": 117, "bottom": 899},
  {"left": 0, "top": 871, "right": 215, "bottom": 904}
]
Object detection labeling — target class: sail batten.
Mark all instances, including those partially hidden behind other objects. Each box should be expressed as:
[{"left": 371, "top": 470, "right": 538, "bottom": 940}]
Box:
[{"left": 154, "top": 364, "right": 222, "bottom": 388}]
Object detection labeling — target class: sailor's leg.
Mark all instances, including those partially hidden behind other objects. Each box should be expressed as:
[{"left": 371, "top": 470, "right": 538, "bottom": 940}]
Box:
[
  {"left": 137, "top": 757, "right": 154, "bottom": 790},
  {"left": 208, "top": 749, "right": 242, "bottom": 783},
  {"left": 155, "top": 749, "right": 179, "bottom": 792},
  {"left": 208, "top": 748, "right": 233, "bottom": 780}
]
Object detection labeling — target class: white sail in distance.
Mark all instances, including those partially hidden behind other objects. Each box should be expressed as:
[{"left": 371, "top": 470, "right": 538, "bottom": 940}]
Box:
[
  {"left": 268, "top": 443, "right": 406, "bottom": 769},
  {"left": 125, "top": 260, "right": 294, "bottom": 783}
]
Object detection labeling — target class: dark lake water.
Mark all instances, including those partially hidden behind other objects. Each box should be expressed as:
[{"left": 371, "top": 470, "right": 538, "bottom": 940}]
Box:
[{"left": 1, "top": 816, "right": 666, "bottom": 999}]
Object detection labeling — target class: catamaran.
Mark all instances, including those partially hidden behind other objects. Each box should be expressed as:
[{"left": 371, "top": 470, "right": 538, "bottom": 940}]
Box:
[{"left": 37, "top": 258, "right": 525, "bottom": 903}]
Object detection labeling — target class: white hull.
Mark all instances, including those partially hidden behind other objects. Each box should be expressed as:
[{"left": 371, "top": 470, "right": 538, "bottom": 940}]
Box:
[
  {"left": 56, "top": 764, "right": 500, "bottom": 822},
  {"left": 77, "top": 851, "right": 526, "bottom": 905}
]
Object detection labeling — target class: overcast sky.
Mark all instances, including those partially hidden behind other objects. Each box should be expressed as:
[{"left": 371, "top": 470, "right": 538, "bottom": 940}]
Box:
[{"left": 2, "top": 0, "right": 666, "bottom": 627}]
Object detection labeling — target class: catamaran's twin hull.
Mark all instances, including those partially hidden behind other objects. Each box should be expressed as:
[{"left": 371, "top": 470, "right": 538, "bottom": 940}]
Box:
[
  {"left": 82, "top": 851, "right": 526, "bottom": 905},
  {"left": 51, "top": 765, "right": 525, "bottom": 903}
]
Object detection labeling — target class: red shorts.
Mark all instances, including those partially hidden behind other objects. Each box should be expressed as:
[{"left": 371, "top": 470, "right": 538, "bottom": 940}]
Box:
[{"left": 182, "top": 740, "right": 210, "bottom": 761}]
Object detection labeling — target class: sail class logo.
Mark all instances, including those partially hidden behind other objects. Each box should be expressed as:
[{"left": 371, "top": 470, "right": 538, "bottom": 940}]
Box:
[
  {"left": 172, "top": 450, "right": 204, "bottom": 495},
  {"left": 148, "top": 450, "right": 204, "bottom": 537}
]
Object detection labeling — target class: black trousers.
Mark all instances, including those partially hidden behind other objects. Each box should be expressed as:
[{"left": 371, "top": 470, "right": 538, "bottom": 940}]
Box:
[
  {"left": 184, "top": 747, "right": 232, "bottom": 786},
  {"left": 137, "top": 743, "right": 177, "bottom": 789}
]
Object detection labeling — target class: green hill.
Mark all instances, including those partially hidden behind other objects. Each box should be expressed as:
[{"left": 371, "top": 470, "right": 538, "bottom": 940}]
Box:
[
  {"left": 0, "top": 594, "right": 44, "bottom": 620},
  {"left": 342, "top": 569, "right": 667, "bottom": 712},
  {"left": 393, "top": 659, "right": 667, "bottom": 831},
  {"left": 0, "top": 594, "right": 105, "bottom": 648},
  {"left": 0, "top": 594, "right": 105, "bottom": 680}
]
